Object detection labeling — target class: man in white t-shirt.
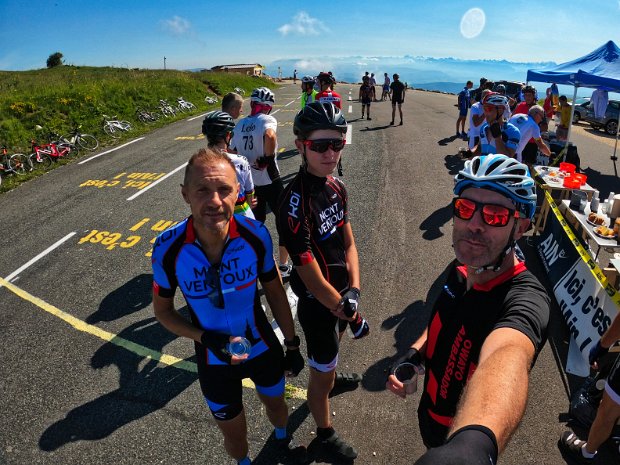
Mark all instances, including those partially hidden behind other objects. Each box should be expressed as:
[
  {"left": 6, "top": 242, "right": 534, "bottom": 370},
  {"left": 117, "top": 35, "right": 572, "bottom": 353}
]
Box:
[
  {"left": 230, "top": 87, "right": 292, "bottom": 277},
  {"left": 467, "top": 89, "right": 491, "bottom": 150},
  {"left": 508, "top": 105, "right": 551, "bottom": 164}
]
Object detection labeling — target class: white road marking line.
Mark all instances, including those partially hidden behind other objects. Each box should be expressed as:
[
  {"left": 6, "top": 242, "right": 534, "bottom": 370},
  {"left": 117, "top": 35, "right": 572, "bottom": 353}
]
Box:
[
  {"left": 1, "top": 232, "right": 77, "bottom": 286},
  {"left": 346, "top": 124, "right": 352, "bottom": 145},
  {"left": 348, "top": 105, "right": 352, "bottom": 113},
  {"left": 285, "top": 100, "right": 294, "bottom": 107},
  {"left": 271, "top": 286, "right": 299, "bottom": 343},
  {"left": 187, "top": 112, "right": 209, "bottom": 122},
  {"left": 272, "top": 109, "right": 280, "bottom": 115},
  {"left": 78, "top": 138, "right": 145, "bottom": 164},
  {"left": 126, "top": 162, "right": 188, "bottom": 201}
]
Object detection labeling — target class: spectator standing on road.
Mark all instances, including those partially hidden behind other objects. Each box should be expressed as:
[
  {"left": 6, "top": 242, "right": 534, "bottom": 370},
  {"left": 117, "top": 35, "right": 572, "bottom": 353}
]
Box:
[
  {"left": 229, "top": 87, "right": 293, "bottom": 277},
  {"left": 370, "top": 73, "right": 378, "bottom": 101},
  {"left": 387, "top": 154, "right": 550, "bottom": 464},
  {"left": 474, "top": 93, "right": 520, "bottom": 158},
  {"left": 382, "top": 72, "right": 391, "bottom": 101},
  {"left": 390, "top": 73, "right": 406, "bottom": 125},
  {"left": 316, "top": 72, "right": 342, "bottom": 109},
  {"left": 300, "top": 76, "right": 318, "bottom": 109},
  {"left": 222, "top": 92, "right": 244, "bottom": 119},
  {"left": 456, "top": 81, "right": 474, "bottom": 139},
  {"left": 559, "top": 311, "right": 620, "bottom": 463},
  {"left": 152, "top": 148, "right": 306, "bottom": 465},
  {"left": 293, "top": 69, "right": 297, "bottom": 84},
  {"left": 359, "top": 75, "right": 373, "bottom": 120},
  {"left": 466, "top": 89, "right": 491, "bottom": 151},
  {"left": 508, "top": 105, "right": 551, "bottom": 165},
  {"left": 556, "top": 95, "right": 571, "bottom": 141},
  {"left": 277, "top": 102, "right": 369, "bottom": 463},
  {"left": 201, "top": 110, "right": 255, "bottom": 218}
]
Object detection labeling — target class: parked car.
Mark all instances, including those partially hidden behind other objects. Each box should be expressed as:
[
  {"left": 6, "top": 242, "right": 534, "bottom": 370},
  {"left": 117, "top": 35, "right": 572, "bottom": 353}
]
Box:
[
  {"left": 570, "top": 98, "right": 590, "bottom": 123},
  {"left": 492, "top": 80, "right": 525, "bottom": 100},
  {"left": 584, "top": 99, "right": 620, "bottom": 135}
]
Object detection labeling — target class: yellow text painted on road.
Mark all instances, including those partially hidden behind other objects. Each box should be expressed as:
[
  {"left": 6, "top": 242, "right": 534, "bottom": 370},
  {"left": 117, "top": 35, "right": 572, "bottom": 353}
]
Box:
[
  {"left": 0, "top": 277, "right": 308, "bottom": 400},
  {"left": 80, "top": 172, "right": 167, "bottom": 190},
  {"left": 175, "top": 134, "right": 205, "bottom": 141}
]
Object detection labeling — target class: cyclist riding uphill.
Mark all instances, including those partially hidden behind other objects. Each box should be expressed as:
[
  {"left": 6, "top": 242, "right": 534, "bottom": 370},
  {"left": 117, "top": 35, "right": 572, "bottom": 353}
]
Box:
[
  {"left": 315, "top": 72, "right": 342, "bottom": 109},
  {"left": 229, "top": 87, "right": 292, "bottom": 277},
  {"left": 474, "top": 93, "right": 520, "bottom": 159},
  {"left": 387, "top": 154, "right": 549, "bottom": 464},
  {"left": 201, "top": 110, "right": 255, "bottom": 218},
  {"left": 301, "top": 75, "right": 318, "bottom": 108},
  {"left": 277, "top": 102, "right": 368, "bottom": 462}
]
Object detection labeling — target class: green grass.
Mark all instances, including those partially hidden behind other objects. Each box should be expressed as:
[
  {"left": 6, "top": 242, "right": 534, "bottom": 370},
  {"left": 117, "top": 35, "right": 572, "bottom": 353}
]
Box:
[{"left": 0, "top": 66, "right": 275, "bottom": 193}]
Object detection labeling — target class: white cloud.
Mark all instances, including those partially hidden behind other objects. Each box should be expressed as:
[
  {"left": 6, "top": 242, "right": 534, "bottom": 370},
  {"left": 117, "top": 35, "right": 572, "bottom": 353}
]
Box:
[
  {"left": 278, "top": 11, "right": 329, "bottom": 36},
  {"left": 295, "top": 59, "right": 332, "bottom": 71},
  {"left": 161, "top": 16, "right": 191, "bottom": 36}
]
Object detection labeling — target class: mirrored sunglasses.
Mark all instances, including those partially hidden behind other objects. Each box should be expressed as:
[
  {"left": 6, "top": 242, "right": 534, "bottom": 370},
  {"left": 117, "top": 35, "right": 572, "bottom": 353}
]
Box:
[
  {"left": 302, "top": 138, "right": 346, "bottom": 153},
  {"left": 452, "top": 197, "right": 518, "bottom": 227}
]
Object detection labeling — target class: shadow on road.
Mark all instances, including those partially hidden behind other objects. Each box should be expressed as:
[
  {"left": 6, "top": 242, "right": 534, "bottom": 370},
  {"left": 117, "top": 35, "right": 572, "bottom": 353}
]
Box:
[
  {"left": 362, "top": 265, "right": 451, "bottom": 393},
  {"left": 278, "top": 149, "right": 299, "bottom": 161},
  {"left": 419, "top": 203, "right": 453, "bottom": 240},
  {"left": 39, "top": 313, "right": 198, "bottom": 452},
  {"left": 359, "top": 124, "right": 392, "bottom": 132},
  {"left": 437, "top": 135, "right": 461, "bottom": 146},
  {"left": 86, "top": 273, "right": 152, "bottom": 324},
  {"left": 581, "top": 166, "right": 619, "bottom": 199},
  {"left": 443, "top": 153, "right": 466, "bottom": 176}
]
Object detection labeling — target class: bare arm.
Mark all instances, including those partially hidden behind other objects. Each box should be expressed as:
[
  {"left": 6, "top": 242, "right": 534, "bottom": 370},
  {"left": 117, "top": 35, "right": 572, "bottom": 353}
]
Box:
[
  {"left": 535, "top": 138, "right": 551, "bottom": 156},
  {"left": 264, "top": 128, "right": 277, "bottom": 156},
  {"left": 153, "top": 292, "right": 203, "bottom": 343},
  {"left": 261, "top": 276, "right": 297, "bottom": 342},
  {"left": 492, "top": 132, "right": 516, "bottom": 158},
  {"left": 473, "top": 113, "right": 486, "bottom": 126},
  {"left": 449, "top": 327, "right": 535, "bottom": 452}
]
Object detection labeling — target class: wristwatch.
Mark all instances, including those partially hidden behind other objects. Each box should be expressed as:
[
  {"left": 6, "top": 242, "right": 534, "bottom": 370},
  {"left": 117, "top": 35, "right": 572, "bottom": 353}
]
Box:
[{"left": 284, "top": 335, "right": 300, "bottom": 349}]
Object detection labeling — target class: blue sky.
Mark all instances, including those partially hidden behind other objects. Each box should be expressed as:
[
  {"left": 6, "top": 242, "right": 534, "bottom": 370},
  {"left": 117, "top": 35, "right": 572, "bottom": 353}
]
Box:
[{"left": 1, "top": 0, "right": 619, "bottom": 72}]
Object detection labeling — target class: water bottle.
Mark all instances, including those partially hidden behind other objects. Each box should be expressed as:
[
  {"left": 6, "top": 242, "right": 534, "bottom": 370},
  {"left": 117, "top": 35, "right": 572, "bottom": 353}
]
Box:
[
  {"left": 226, "top": 337, "right": 251, "bottom": 357},
  {"left": 590, "top": 191, "right": 599, "bottom": 213}
]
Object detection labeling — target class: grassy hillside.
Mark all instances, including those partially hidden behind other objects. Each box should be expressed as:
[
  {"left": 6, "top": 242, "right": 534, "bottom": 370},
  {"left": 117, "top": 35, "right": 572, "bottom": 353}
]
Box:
[
  {"left": 0, "top": 66, "right": 274, "bottom": 152},
  {"left": 0, "top": 66, "right": 275, "bottom": 192}
]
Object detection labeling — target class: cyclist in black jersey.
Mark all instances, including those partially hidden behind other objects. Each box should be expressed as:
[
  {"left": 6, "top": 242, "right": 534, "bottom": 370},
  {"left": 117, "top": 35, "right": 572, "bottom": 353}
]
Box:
[
  {"left": 277, "top": 102, "right": 369, "bottom": 462},
  {"left": 387, "top": 154, "right": 550, "bottom": 464}
]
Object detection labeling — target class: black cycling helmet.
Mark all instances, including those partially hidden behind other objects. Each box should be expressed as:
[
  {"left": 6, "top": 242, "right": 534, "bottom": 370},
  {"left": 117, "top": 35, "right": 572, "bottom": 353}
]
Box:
[
  {"left": 294, "top": 102, "right": 348, "bottom": 138},
  {"left": 522, "top": 85, "right": 536, "bottom": 94},
  {"left": 201, "top": 110, "right": 235, "bottom": 138},
  {"left": 317, "top": 72, "right": 336, "bottom": 85}
]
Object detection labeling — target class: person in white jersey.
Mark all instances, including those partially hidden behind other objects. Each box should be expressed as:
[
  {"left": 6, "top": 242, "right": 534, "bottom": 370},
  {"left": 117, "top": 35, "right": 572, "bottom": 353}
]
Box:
[
  {"left": 230, "top": 87, "right": 292, "bottom": 277},
  {"left": 508, "top": 105, "right": 551, "bottom": 164},
  {"left": 467, "top": 89, "right": 491, "bottom": 150}
]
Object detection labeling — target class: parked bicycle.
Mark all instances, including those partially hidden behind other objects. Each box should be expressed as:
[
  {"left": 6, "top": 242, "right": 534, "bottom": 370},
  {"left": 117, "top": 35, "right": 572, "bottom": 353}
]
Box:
[
  {"left": 0, "top": 146, "right": 29, "bottom": 185},
  {"left": 102, "top": 115, "right": 132, "bottom": 138},
  {"left": 61, "top": 125, "right": 99, "bottom": 151},
  {"left": 158, "top": 100, "right": 177, "bottom": 118},
  {"left": 29, "top": 139, "right": 75, "bottom": 168},
  {"left": 135, "top": 107, "right": 160, "bottom": 124},
  {"left": 176, "top": 97, "right": 196, "bottom": 112},
  {"left": 204, "top": 95, "right": 219, "bottom": 105},
  {"left": 234, "top": 87, "right": 246, "bottom": 96}
]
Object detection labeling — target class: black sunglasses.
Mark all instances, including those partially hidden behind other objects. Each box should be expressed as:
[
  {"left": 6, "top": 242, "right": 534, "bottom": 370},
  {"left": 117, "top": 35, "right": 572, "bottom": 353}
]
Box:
[
  {"left": 205, "top": 265, "right": 224, "bottom": 309},
  {"left": 302, "top": 138, "right": 346, "bottom": 153},
  {"left": 452, "top": 197, "right": 519, "bottom": 227}
]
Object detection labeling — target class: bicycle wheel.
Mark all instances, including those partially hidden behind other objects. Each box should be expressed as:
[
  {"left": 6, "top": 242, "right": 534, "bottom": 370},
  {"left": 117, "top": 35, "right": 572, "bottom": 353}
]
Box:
[
  {"left": 9, "top": 153, "right": 30, "bottom": 175},
  {"left": 57, "top": 142, "right": 79, "bottom": 159},
  {"left": 29, "top": 152, "right": 53, "bottom": 171},
  {"left": 176, "top": 105, "right": 187, "bottom": 113},
  {"left": 120, "top": 121, "right": 132, "bottom": 131},
  {"left": 103, "top": 123, "right": 120, "bottom": 138}
]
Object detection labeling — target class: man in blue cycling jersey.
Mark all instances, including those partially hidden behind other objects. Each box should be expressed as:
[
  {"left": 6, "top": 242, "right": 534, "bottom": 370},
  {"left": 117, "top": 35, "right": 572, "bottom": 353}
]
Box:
[
  {"left": 387, "top": 154, "right": 549, "bottom": 464},
  {"left": 474, "top": 93, "right": 520, "bottom": 158},
  {"left": 152, "top": 148, "right": 305, "bottom": 465}
]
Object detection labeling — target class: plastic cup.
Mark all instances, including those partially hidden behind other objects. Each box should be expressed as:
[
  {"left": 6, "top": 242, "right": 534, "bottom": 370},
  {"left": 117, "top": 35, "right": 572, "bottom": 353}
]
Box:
[
  {"left": 226, "top": 337, "right": 251, "bottom": 357},
  {"left": 393, "top": 362, "right": 424, "bottom": 395}
]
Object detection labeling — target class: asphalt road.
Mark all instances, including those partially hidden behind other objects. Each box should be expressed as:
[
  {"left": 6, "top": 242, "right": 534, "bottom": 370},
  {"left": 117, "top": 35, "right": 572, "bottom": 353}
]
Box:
[{"left": 1, "top": 83, "right": 618, "bottom": 465}]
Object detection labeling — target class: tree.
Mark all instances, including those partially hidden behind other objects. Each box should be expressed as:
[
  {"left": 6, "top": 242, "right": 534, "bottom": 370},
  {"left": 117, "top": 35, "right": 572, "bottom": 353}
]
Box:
[{"left": 46, "top": 52, "right": 64, "bottom": 68}]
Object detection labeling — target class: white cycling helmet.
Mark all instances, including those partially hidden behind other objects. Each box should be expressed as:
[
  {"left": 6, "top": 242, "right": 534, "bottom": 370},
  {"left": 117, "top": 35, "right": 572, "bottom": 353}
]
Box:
[
  {"left": 483, "top": 92, "right": 509, "bottom": 107},
  {"left": 301, "top": 75, "right": 314, "bottom": 84},
  {"left": 250, "top": 87, "right": 275, "bottom": 106},
  {"left": 454, "top": 154, "right": 537, "bottom": 220}
]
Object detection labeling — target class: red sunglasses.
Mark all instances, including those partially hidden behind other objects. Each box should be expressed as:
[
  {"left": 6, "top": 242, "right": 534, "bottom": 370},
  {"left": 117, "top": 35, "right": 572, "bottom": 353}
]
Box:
[
  {"left": 302, "top": 138, "right": 346, "bottom": 153},
  {"left": 452, "top": 197, "right": 519, "bottom": 227}
]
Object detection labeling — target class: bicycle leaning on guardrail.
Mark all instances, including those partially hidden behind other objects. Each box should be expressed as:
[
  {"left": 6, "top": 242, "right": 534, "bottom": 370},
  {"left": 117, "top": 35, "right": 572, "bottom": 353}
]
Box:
[{"left": 102, "top": 115, "right": 132, "bottom": 139}]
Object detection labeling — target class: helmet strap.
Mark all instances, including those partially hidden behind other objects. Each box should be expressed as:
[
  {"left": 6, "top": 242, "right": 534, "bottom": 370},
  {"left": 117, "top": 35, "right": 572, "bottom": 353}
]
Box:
[{"left": 473, "top": 219, "right": 519, "bottom": 274}]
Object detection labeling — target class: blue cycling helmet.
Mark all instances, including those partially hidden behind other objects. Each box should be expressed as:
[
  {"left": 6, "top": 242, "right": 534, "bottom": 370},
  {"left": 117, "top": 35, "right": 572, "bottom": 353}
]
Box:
[{"left": 454, "top": 154, "right": 537, "bottom": 220}]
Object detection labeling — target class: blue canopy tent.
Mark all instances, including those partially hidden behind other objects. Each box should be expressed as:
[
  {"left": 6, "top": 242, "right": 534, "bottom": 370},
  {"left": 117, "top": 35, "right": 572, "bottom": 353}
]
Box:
[{"left": 527, "top": 40, "right": 620, "bottom": 160}]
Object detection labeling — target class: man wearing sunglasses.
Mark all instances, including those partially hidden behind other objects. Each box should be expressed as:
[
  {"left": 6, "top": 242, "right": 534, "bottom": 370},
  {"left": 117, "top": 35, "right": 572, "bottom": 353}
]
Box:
[
  {"left": 387, "top": 154, "right": 549, "bottom": 464},
  {"left": 475, "top": 93, "right": 520, "bottom": 159},
  {"left": 508, "top": 105, "right": 551, "bottom": 165},
  {"left": 152, "top": 148, "right": 306, "bottom": 465},
  {"left": 277, "top": 102, "right": 367, "bottom": 462}
]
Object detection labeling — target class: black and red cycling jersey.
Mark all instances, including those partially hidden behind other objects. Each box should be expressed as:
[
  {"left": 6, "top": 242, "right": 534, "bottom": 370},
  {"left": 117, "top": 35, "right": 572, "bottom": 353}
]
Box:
[
  {"left": 418, "top": 260, "right": 549, "bottom": 446},
  {"left": 277, "top": 167, "right": 349, "bottom": 298}
]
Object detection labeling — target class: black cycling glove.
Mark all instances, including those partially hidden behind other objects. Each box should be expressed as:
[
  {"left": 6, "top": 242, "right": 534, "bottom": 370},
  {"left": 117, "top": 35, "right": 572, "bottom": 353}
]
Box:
[
  {"left": 254, "top": 156, "right": 270, "bottom": 170},
  {"left": 390, "top": 347, "right": 423, "bottom": 375},
  {"left": 200, "top": 330, "right": 232, "bottom": 364},
  {"left": 413, "top": 425, "right": 498, "bottom": 465},
  {"left": 349, "top": 313, "right": 369, "bottom": 339},
  {"left": 489, "top": 122, "right": 502, "bottom": 139},
  {"left": 339, "top": 287, "right": 361, "bottom": 318},
  {"left": 588, "top": 339, "right": 609, "bottom": 366},
  {"left": 283, "top": 335, "right": 304, "bottom": 376}
]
